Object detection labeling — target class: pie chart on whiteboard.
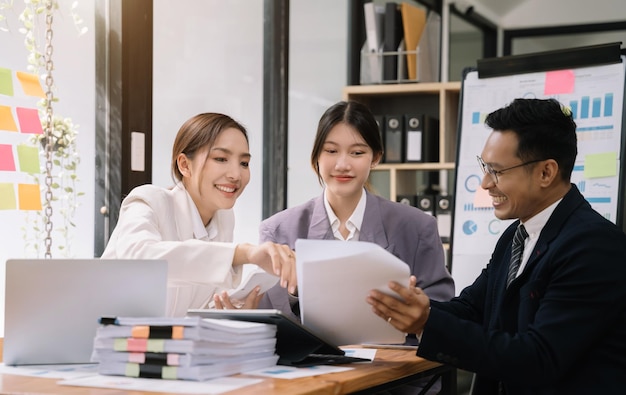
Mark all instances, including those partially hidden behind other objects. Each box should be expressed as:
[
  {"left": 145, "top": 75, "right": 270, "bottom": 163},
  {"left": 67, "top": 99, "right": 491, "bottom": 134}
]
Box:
[{"left": 463, "top": 220, "right": 478, "bottom": 235}]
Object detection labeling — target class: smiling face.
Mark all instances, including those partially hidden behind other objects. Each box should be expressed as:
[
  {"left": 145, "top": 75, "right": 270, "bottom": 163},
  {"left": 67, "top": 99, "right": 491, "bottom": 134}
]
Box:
[
  {"left": 317, "top": 122, "right": 379, "bottom": 207},
  {"left": 178, "top": 127, "right": 250, "bottom": 225},
  {"left": 479, "top": 130, "right": 546, "bottom": 223}
]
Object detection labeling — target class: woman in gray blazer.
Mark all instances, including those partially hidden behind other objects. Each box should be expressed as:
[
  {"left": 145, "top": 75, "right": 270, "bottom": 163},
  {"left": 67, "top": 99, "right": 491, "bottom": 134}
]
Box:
[{"left": 252, "top": 101, "right": 454, "bottom": 326}]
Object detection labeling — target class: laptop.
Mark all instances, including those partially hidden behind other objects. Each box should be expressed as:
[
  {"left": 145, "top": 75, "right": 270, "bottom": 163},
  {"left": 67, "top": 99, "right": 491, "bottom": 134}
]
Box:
[
  {"left": 187, "top": 309, "right": 369, "bottom": 367},
  {"left": 3, "top": 259, "right": 168, "bottom": 366}
]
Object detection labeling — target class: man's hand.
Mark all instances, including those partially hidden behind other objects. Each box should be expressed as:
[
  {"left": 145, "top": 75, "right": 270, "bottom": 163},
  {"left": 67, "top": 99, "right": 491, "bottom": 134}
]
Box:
[{"left": 366, "top": 275, "right": 431, "bottom": 335}]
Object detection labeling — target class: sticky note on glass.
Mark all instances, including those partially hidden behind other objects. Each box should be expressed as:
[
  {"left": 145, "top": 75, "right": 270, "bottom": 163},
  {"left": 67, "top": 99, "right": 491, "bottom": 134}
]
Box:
[
  {"left": 544, "top": 70, "right": 575, "bottom": 95},
  {"left": 0, "top": 67, "right": 14, "bottom": 96},
  {"left": 0, "top": 144, "right": 16, "bottom": 171},
  {"left": 584, "top": 152, "right": 617, "bottom": 178},
  {"left": 18, "top": 183, "right": 42, "bottom": 210},
  {"left": 0, "top": 105, "right": 18, "bottom": 132},
  {"left": 0, "top": 183, "right": 17, "bottom": 210},
  {"left": 17, "top": 144, "right": 41, "bottom": 174},
  {"left": 16, "top": 71, "right": 45, "bottom": 98},
  {"left": 16, "top": 107, "right": 43, "bottom": 134}
]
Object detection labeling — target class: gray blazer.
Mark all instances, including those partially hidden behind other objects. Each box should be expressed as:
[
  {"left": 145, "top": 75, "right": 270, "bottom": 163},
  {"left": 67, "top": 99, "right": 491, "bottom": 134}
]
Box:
[{"left": 258, "top": 191, "right": 455, "bottom": 321}]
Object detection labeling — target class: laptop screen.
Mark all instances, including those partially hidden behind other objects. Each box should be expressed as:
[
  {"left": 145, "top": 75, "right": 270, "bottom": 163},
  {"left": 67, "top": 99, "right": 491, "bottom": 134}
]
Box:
[{"left": 3, "top": 259, "right": 168, "bottom": 365}]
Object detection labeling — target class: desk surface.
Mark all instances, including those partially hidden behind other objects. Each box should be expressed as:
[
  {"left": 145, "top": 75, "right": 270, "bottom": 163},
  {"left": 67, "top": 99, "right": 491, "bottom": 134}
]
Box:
[{"left": 0, "top": 338, "right": 446, "bottom": 395}]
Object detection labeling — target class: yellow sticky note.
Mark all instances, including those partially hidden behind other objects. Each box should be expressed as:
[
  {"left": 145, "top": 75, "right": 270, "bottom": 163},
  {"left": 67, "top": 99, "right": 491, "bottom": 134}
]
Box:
[
  {"left": 0, "top": 183, "right": 17, "bottom": 210},
  {"left": 17, "top": 144, "right": 41, "bottom": 174},
  {"left": 18, "top": 183, "right": 42, "bottom": 211},
  {"left": 16, "top": 71, "right": 45, "bottom": 98},
  {"left": 584, "top": 152, "right": 617, "bottom": 178},
  {"left": 0, "top": 105, "right": 18, "bottom": 132},
  {"left": 0, "top": 67, "right": 14, "bottom": 96}
]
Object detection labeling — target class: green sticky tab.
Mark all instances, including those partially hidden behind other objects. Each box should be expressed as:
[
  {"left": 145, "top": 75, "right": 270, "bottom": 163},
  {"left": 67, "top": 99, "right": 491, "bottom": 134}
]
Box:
[
  {"left": 113, "top": 338, "right": 127, "bottom": 351},
  {"left": 125, "top": 363, "right": 140, "bottom": 377},
  {"left": 16, "top": 144, "right": 40, "bottom": 174},
  {"left": 146, "top": 339, "right": 165, "bottom": 352},
  {"left": 162, "top": 366, "right": 178, "bottom": 380}
]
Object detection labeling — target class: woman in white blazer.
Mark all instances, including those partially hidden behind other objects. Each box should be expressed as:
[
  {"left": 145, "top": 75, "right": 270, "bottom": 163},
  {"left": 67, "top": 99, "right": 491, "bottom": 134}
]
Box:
[{"left": 102, "top": 113, "right": 296, "bottom": 316}]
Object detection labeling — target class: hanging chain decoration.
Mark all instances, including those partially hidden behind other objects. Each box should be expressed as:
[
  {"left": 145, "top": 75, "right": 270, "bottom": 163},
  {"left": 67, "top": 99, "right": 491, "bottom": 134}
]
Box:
[{"left": 42, "top": 0, "right": 56, "bottom": 259}]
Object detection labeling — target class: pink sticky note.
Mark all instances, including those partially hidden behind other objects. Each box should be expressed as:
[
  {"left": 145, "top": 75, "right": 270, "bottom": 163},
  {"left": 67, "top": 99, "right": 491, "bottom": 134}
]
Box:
[
  {"left": 0, "top": 144, "right": 16, "bottom": 171},
  {"left": 473, "top": 185, "right": 492, "bottom": 208},
  {"left": 544, "top": 70, "right": 575, "bottom": 95},
  {"left": 16, "top": 107, "right": 43, "bottom": 134}
]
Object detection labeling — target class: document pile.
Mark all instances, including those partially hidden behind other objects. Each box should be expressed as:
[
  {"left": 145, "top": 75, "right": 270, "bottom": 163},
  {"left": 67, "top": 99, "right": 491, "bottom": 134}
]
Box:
[{"left": 91, "top": 316, "right": 278, "bottom": 381}]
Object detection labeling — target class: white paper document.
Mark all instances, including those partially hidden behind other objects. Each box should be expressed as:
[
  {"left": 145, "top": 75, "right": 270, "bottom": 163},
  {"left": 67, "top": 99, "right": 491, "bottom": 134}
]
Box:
[
  {"left": 60, "top": 375, "right": 262, "bottom": 394},
  {"left": 295, "top": 239, "right": 410, "bottom": 346}
]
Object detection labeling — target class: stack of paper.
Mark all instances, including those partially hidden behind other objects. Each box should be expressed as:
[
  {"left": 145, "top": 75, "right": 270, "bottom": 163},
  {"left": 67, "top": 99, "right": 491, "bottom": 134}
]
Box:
[{"left": 91, "top": 316, "right": 278, "bottom": 381}]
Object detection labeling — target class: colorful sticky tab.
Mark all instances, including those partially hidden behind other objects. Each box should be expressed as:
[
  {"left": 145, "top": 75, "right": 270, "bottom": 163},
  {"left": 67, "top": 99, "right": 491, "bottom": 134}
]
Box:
[
  {"left": 16, "top": 71, "right": 45, "bottom": 98},
  {"left": 16, "top": 107, "right": 43, "bottom": 134},
  {"left": 544, "top": 70, "right": 575, "bottom": 95},
  {"left": 131, "top": 326, "right": 150, "bottom": 338},
  {"left": 146, "top": 339, "right": 165, "bottom": 353},
  {"left": 0, "top": 105, "right": 19, "bottom": 132},
  {"left": 161, "top": 366, "right": 178, "bottom": 380},
  {"left": 0, "top": 144, "right": 16, "bottom": 171},
  {"left": 172, "top": 326, "right": 184, "bottom": 339},
  {"left": 167, "top": 353, "right": 180, "bottom": 366},
  {"left": 0, "top": 183, "right": 17, "bottom": 210},
  {"left": 584, "top": 152, "right": 617, "bottom": 178},
  {"left": 126, "top": 338, "right": 148, "bottom": 352},
  {"left": 16, "top": 144, "right": 41, "bottom": 174},
  {"left": 18, "top": 183, "right": 42, "bottom": 211},
  {"left": 0, "top": 67, "right": 14, "bottom": 96}
]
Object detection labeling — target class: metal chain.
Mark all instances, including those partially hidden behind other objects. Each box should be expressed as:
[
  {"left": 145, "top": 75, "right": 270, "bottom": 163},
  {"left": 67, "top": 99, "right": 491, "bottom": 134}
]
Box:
[{"left": 43, "top": 0, "right": 55, "bottom": 259}]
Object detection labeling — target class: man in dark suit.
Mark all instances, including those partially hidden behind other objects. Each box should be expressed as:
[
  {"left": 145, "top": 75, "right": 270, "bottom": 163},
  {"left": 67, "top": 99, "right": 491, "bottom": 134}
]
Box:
[{"left": 367, "top": 98, "right": 626, "bottom": 394}]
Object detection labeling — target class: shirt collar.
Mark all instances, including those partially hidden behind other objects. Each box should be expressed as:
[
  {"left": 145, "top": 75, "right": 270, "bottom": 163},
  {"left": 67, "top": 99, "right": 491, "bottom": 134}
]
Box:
[
  {"left": 520, "top": 198, "right": 562, "bottom": 240},
  {"left": 323, "top": 188, "right": 367, "bottom": 240},
  {"left": 182, "top": 184, "right": 218, "bottom": 241}
]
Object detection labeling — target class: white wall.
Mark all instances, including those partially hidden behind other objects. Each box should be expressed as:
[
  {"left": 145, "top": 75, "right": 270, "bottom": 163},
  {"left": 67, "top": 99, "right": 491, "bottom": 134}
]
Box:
[{"left": 0, "top": 0, "right": 96, "bottom": 335}]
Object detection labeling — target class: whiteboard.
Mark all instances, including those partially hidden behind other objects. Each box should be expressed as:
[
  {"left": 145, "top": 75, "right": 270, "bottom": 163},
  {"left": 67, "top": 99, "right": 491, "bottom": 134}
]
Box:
[{"left": 451, "top": 61, "right": 625, "bottom": 294}]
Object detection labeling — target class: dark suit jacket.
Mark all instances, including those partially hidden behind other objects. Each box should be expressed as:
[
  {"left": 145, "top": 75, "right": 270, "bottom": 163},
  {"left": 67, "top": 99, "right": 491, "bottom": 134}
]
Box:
[
  {"left": 417, "top": 185, "right": 626, "bottom": 394},
  {"left": 258, "top": 191, "right": 455, "bottom": 321}
]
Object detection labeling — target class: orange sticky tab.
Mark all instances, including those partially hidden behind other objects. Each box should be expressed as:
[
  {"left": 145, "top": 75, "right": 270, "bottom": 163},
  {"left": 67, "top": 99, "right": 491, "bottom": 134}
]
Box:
[
  {"left": 18, "top": 183, "right": 42, "bottom": 210},
  {"left": 0, "top": 105, "right": 18, "bottom": 132},
  {"left": 16, "top": 71, "right": 45, "bottom": 98},
  {"left": 131, "top": 325, "right": 150, "bottom": 338},
  {"left": 172, "top": 326, "right": 184, "bottom": 339},
  {"left": 126, "top": 338, "right": 148, "bottom": 352}
]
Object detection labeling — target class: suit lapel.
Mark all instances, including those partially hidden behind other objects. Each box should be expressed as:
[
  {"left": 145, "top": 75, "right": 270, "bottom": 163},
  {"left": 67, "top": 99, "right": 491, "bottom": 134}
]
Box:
[
  {"left": 306, "top": 195, "right": 334, "bottom": 240},
  {"left": 359, "top": 192, "right": 389, "bottom": 249}
]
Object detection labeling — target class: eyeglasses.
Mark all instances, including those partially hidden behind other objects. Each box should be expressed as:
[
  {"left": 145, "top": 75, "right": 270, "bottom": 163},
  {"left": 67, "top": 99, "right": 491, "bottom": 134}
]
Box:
[{"left": 476, "top": 156, "right": 545, "bottom": 184}]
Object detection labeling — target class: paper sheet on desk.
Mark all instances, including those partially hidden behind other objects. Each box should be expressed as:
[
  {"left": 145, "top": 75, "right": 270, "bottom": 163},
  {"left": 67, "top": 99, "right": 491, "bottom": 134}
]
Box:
[
  {"left": 60, "top": 375, "right": 262, "bottom": 394},
  {"left": 295, "top": 239, "right": 409, "bottom": 347}
]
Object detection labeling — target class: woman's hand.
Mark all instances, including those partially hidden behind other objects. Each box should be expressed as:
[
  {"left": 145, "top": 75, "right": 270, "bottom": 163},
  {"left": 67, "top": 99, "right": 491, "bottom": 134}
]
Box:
[
  {"left": 234, "top": 242, "right": 297, "bottom": 294},
  {"left": 214, "top": 286, "right": 263, "bottom": 309}
]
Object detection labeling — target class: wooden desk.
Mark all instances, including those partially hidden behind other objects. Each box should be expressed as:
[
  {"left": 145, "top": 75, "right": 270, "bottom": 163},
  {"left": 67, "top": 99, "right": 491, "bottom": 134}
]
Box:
[{"left": 0, "top": 339, "right": 454, "bottom": 394}]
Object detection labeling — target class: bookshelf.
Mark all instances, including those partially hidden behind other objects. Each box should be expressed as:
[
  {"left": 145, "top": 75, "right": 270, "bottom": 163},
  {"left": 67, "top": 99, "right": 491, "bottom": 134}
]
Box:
[{"left": 342, "top": 82, "right": 461, "bottom": 201}]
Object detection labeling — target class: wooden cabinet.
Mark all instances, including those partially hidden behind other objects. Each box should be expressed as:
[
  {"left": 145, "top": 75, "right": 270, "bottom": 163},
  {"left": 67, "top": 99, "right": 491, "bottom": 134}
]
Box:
[{"left": 342, "top": 82, "right": 461, "bottom": 201}]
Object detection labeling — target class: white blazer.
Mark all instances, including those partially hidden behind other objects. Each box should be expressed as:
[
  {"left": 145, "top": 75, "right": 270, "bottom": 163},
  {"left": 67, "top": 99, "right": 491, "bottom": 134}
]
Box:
[{"left": 102, "top": 183, "right": 242, "bottom": 316}]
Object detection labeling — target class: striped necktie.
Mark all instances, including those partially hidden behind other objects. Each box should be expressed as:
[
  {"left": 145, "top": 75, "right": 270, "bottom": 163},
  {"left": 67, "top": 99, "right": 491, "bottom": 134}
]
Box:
[{"left": 506, "top": 224, "right": 528, "bottom": 288}]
